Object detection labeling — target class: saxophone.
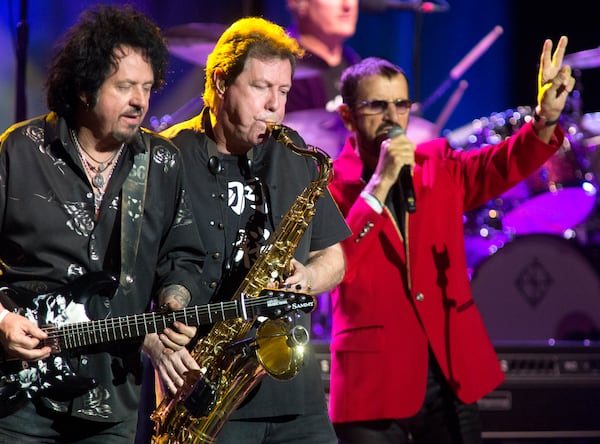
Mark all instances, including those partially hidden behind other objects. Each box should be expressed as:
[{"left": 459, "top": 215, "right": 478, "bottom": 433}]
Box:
[{"left": 151, "top": 123, "right": 333, "bottom": 444}]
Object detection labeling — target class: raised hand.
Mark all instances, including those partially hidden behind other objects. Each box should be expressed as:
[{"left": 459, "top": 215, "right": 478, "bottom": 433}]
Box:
[{"left": 537, "top": 36, "right": 575, "bottom": 119}]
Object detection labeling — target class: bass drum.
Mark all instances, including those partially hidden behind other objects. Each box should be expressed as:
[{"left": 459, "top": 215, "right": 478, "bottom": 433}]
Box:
[{"left": 470, "top": 234, "right": 600, "bottom": 342}]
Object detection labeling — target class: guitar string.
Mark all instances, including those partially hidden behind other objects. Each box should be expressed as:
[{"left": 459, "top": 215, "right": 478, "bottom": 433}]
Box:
[{"left": 41, "top": 294, "right": 309, "bottom": 341}]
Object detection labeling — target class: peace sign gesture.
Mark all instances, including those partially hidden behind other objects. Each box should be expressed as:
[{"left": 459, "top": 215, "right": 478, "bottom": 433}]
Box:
[{"left": 536, "top": 36, "right": 575, "bottom": 122}]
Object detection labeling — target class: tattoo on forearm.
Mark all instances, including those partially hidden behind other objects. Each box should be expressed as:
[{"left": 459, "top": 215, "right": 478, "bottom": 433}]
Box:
[{"left": 159, "top": 284, "right": 191, "bottom": 308}]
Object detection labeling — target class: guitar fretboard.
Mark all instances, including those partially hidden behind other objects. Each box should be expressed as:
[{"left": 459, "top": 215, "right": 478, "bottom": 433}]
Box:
[{"left": 41, "top": 290, "right": 313, "bottom": 351}]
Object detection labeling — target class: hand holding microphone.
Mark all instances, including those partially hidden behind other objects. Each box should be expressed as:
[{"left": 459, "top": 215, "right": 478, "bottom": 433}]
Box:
[{"left": 386, "top": 124, "right": 416, "bottom": 213}]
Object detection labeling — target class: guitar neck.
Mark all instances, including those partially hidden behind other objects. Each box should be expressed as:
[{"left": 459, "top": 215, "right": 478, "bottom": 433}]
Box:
[{"left": 48, "top": 299, "right": 250, "bottom": 351}]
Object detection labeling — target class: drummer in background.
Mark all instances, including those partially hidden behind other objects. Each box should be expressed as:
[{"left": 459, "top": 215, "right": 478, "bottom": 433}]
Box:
[
  {"left": 286, "top": 0, "right": 361, "bottom": 112},
  {"left": 327, "top": 37, "right": 574, "bottom": 443}
]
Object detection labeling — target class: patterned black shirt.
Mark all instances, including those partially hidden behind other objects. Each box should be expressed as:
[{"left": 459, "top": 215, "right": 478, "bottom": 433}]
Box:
[{"left": 0, "top": 112, "right": 204, "bottom": 422}]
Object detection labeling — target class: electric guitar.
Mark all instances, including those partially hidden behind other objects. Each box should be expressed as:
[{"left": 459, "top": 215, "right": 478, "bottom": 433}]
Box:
[{"left": 0, "top": 272, "right": 316, "bottom": 416}]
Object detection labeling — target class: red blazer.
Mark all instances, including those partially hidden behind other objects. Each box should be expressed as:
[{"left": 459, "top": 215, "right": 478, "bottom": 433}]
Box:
[{"left": 328, "top": 121, "right": 564, "bottom": 423}]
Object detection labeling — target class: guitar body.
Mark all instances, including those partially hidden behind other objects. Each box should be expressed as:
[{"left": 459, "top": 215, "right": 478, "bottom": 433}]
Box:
[
  {"left": 0, "top": 274, "right": 315, "bottom": 418},
  {"left": 0, "top": 272, "right": 118, "bottom": 417}
]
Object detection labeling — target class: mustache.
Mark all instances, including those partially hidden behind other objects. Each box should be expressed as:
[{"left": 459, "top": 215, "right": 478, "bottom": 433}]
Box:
[{"left": 124, "top": 106, "right": 143, "bottom": 116}]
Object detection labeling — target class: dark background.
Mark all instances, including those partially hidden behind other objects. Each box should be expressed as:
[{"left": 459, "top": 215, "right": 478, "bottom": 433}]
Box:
[
  {"left": 2, "top": 3, "right": 600, "bottom": 439},
  {"left": 1, "top": 0, "right": 600, "bottom": 136}
]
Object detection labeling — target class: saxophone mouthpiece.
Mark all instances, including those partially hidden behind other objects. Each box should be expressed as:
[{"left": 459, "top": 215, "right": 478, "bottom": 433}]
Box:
[{"left": 265, "top": 120, "right": 283, "bottom": 139}]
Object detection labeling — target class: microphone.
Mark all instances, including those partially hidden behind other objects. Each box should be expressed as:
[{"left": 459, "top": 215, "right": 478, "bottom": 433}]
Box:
[
  {"left": 387, "top": 124, "right": 416, "bottom": 213},
  {"left": 361, "top": 0, "right": 450, "bottom": 13}
]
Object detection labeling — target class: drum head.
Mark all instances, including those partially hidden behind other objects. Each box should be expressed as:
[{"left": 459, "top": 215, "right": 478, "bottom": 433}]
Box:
[{"left": 470, "top": 234, "right": 600, "bottom": 342}]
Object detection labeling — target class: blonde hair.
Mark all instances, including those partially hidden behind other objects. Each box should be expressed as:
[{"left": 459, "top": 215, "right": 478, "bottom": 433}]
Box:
[{"left": 203, "top": 17, "right": 304, "bottom": 110}]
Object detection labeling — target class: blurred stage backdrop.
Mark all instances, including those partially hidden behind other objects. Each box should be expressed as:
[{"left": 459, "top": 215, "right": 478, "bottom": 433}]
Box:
[
  {"left": 3, "top": 0, "right": 600, "bottom": 139},
  {"left": 4, "top": 2, "right": 600, "bottom": 438},
  {"left": 3, "top": 0, "right": 600, "bottom": 342}
]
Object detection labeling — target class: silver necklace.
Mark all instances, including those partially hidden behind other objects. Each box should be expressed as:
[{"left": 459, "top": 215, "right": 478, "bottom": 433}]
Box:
[
  {"left": 71, "top": 130, "right": 122, "bottom": 190},
  {"left": 71, "top": 129, "right": 124, "bottom": 211}
]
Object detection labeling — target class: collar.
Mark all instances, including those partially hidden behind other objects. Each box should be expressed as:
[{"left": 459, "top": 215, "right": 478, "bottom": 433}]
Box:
[{"left": 46, "top": 111, "right": 146, "bottom": 156}]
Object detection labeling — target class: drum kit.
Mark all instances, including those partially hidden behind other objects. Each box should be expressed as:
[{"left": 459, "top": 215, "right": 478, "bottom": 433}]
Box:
[
  {"left": 462, "top": 47, "right": 600, "bottom": 343},
  {"left": 452, "top": 105, "right": 599, "bottom": 271}
]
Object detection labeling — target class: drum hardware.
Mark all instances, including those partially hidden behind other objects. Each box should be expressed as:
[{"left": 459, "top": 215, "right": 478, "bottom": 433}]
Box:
[
  {"left": 582, "top": 111, "right": 600, "bottom": 137},
  {"left": 433, "top": 79, "right": 468, "bottom": 135},
  {"left": 406, "top": 25, "right": 503, "bottom": 142},
  {"left": 464, "top": 202, "right": 512, "bottom": 272},
  {"left": 563, "top": 46, "right": 600, "bottom": 70},
  {"left": 454, "top": 106, "right": 598, "bottom": 271},
  {"left": 419, "top": 25, "right": 503, "bottom": 115},
  {"left": 149, "top": 94, "right": 205, "bottom": 132},
  {"left": 360, "top": 0, "right": 450, "bottom": 13},
  {"left": 163, "top": 21, "right": 322, "bottom": 81},
  {"left": 163, "top": 22, "right": 226, "bottom": 66},
  {"left": 282, "top": 109, "right": 349, "bottom": 158}
]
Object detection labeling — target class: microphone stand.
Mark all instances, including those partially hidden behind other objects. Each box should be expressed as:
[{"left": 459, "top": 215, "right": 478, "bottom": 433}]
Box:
[{"left": 15, "top": 0, "right": 29, "bottom": 122}]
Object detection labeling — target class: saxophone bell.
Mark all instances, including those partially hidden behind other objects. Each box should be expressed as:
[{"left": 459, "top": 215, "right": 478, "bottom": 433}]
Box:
[{"left": 254, "top": 320, "right": 310, "bottom": 381}]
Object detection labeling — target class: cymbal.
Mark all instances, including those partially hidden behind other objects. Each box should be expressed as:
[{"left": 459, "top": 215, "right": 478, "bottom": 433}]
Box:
[
  {"left": 283, "top": 109, "right": 349, "bottom": 157},
  {"left": 582, "top": 111, "right": 600, "bottom": 135},
  {"left": 564, "top": 47, "right": 600, "bottom": 70},
  {"left": 163, "top": 22, "right": 323, "bottom": 80},
  {"left": 164, "top": 22, "right": 226, "bottom": 65},
  {"left": 406, "top": 115, "right": 439, "bottom": 144}
]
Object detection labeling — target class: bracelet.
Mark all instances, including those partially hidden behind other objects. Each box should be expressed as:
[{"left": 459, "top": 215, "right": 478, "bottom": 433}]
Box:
[
  {"left": 533, "top": 110, "right": 560, "bottom": 127},
  {"left": 0, "top": 308, "right": 9, "bottom": 324}
]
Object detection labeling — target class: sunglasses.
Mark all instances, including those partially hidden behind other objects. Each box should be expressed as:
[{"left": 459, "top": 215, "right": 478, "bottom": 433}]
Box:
[{"left": 355, "top": 99, "right": 413, "bottom": 115}]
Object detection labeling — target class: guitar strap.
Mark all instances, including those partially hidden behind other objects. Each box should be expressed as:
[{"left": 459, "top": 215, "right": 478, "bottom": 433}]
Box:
[{"left": 119, "top": 132, "right": 151, "bottom": 289}]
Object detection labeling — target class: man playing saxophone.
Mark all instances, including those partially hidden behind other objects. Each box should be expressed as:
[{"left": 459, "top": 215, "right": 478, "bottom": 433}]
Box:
[{"left": 147, "top": 16, "right": 350, "bottom": 444}]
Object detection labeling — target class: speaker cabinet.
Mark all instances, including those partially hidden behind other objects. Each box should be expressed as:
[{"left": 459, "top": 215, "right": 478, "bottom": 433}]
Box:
[
  {"left": 479, "top": 343, "right": 600, "bottom": 439},
  {"left": 315, "top": 341, "right": 600, "bottom": 438}
]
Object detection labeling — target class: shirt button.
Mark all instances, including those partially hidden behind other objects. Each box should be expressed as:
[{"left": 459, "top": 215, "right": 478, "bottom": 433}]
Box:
[
  {"left": 212, "top": 252, "right": 221, "bottom": 259},
  {"left": 209, "top": 281, "right": 218, "bottom": 289},
  {"left": 415, "top": 292, "right": 425, "bottom": 302},
  {"left": 217, "top": 222, "right": 224, "bottom": 229}
]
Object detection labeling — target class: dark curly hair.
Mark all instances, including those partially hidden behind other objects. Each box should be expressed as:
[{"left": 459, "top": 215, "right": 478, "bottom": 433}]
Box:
[{"left": 46, "top": 4, "right": 168, "bottom": 126}]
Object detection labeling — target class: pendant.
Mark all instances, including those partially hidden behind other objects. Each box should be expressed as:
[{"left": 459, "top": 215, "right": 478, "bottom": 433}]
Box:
[
  {"left": 95, "top": 162, "right": 108, "bottom": 173},
  {"left": 93, "top": 173, "right": 105, "bottom": 189}
]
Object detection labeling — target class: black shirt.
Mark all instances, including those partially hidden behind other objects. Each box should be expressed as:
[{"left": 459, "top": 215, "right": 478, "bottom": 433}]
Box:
[
  {"left": 0, "top": 113, "right": 204, "bottom": 422},
  {"left": 163, "top": 108, "right": 351, "bottom": 419}
]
